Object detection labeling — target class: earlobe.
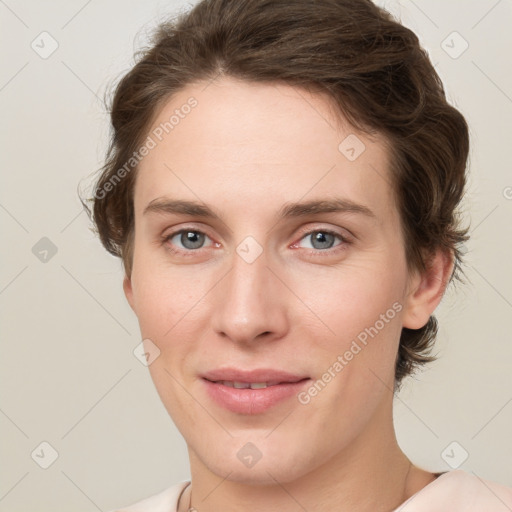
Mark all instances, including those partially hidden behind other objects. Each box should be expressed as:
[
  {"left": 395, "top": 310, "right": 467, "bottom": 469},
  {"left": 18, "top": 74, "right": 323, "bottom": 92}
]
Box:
[
  {"left": 123, "top": 274, "right": 136, "bottom": 312},
  {"left": 402, "top": 249, "right": 454, "bottom": 330}
]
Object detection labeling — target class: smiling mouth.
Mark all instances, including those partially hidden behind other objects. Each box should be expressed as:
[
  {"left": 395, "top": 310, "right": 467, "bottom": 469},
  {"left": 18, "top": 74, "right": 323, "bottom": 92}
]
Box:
[{"left": 205, "top": 379, "right": 309, "bottom": 389}]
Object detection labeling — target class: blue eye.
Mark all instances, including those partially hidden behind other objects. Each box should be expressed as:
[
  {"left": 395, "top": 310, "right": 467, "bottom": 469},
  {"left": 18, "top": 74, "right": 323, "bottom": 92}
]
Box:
[
  {"left": 162, "top": 227, "right": 349, "bottom": 257},
  {"left": 166, "top": 230, "right": 212, "bottom": 250},
  {"left": 298, "top": 230, "right": 345, "bottom": 250}
]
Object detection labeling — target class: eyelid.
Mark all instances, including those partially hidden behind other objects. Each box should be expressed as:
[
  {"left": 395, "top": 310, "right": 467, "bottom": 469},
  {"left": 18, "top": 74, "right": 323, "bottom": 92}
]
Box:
[
  {"left": 293, "top": 224, "right": 354, "bottom": 244},
  {"left": 287, "top": 225, "right": 353, "bottom": 258},
  {"left": 161, "top": 225, "right": 218, "bottom": 253},
  {"left": 162, "top": 223, "right": 214, "bottom": 240}
]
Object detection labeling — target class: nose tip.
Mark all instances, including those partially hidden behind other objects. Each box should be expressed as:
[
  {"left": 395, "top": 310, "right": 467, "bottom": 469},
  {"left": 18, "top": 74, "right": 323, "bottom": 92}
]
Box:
[{"left": 210, "top": 253, "right": 289, "bottom": 345}]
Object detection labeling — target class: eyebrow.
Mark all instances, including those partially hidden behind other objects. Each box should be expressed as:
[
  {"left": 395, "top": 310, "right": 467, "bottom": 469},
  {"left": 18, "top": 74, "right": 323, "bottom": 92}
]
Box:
[
  {"left": 143, "top": 197, "right": 375, "bottom": 220},
  {"left": 278, "top": 198, "right": 375, "bottom": 219},
  {"left": 143, "top": 198, "right": 221, "bottom": 219}
]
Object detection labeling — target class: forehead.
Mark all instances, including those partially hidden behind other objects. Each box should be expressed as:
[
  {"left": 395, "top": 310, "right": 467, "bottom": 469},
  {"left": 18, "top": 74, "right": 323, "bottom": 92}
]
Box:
[{"left": 134, "top": 77, "right": 396, "bottom": 221}]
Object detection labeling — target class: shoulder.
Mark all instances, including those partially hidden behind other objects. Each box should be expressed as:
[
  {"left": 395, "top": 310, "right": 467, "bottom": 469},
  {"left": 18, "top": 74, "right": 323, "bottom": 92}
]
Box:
[
  {"left": 396, "top": 470, "right": 512, "bottom": 511},
  {"left": 108, "top": 480, "right": 190, "bottom": 512}
]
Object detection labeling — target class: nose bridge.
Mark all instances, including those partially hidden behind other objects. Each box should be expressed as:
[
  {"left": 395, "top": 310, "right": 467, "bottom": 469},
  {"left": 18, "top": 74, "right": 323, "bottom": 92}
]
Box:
[{"left": 211, "top": 241, "right": 288, "bottom": 343}]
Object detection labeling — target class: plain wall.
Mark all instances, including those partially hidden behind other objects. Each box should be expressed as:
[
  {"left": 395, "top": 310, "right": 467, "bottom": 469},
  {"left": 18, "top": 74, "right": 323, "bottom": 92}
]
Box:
[{"left": 1, "top": 0, "right": 511, "bottom": 510}]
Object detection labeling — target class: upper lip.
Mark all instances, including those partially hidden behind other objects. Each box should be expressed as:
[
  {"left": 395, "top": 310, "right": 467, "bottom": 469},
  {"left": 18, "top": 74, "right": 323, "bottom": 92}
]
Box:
[{"left": 201, "top": 368, "right": 309, "bottom": 384}]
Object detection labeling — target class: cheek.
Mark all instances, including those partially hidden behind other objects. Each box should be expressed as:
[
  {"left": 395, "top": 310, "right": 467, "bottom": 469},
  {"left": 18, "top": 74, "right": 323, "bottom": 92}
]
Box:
[
  {"left": 129, "top": 242, "right": 211, "bottom": 339},
  {"left": 291, "top": 259, "right": 406, "bottom": 345},
  {"left": 129, "top": 262, "right": 207, "bottom": 425},
  {"left": 286, "top": 254, "right": 407, "bottom": 401}
]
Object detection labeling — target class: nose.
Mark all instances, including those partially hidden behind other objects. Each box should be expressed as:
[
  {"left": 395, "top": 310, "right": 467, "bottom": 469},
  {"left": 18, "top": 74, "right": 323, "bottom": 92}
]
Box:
[{"left": 210, "top": 244, "right": 289, "bottom": 346}]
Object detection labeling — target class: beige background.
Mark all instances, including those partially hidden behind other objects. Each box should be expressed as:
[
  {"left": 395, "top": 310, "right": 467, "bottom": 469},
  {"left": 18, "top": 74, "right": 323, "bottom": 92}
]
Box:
[{"left": 1, "top": 0, "right": 511, "bottom": 510}]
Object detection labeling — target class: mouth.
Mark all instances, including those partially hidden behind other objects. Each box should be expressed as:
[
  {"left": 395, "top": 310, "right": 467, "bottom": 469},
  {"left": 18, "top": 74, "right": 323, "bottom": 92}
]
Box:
[
  {"left": 204, "top": 379, "right": 305, "bottom": 389},
  {"left": 200, "top": 370, "right": 311, "bottom": 414}
]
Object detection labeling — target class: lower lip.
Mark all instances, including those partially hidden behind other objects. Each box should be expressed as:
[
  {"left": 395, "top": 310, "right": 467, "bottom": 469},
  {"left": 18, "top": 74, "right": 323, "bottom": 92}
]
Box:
[{"left": 202, "top": 378, "right": 311, "bottom": 415}]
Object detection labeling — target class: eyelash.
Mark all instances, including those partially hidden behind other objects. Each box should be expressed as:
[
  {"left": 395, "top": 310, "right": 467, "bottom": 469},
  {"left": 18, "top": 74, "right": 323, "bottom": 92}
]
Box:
[
  {"left": 161, "top": 226, "right": 351, "bottom": 257},
  {"left": 292, "top": 228, "right": 350, "bottom": 256}
]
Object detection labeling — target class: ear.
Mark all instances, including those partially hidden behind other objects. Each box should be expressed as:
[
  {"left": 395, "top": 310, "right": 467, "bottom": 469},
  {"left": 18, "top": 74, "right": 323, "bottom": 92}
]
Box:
[
  {"left": 402, "top": 248, "right": 454, "bottom": 330},
  {"left": 123, "top": 274, "right": 136, "bottom": 312}
]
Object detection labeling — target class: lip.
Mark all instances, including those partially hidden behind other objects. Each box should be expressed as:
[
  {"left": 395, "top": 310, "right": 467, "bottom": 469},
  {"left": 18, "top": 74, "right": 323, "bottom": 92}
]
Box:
[
  {"left": 201, "top": 368, "right": 308, "bottom": 384},
  {"left": 201, "top": 368, "right": 311, "bottom": 415}
]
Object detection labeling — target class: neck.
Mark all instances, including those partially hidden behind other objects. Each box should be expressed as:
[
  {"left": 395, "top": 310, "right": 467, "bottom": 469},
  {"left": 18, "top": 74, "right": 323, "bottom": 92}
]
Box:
[{"left": 181, "top": 400, "right": 434, "bottom": 512}]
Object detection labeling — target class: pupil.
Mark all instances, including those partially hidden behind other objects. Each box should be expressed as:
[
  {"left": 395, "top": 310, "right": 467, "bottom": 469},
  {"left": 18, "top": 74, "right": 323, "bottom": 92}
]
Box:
[
  {"left": 182, "top": 231, "right": 204, "bottom": 249},
  {"left": 312, "top": 232, "right": 334, "bottom": 249}
]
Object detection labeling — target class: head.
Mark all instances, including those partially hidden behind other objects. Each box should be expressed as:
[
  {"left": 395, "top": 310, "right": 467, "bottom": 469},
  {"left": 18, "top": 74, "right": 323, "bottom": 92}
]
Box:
[{"left": 88, "top": 0, "right": 468, "bottom": 485}]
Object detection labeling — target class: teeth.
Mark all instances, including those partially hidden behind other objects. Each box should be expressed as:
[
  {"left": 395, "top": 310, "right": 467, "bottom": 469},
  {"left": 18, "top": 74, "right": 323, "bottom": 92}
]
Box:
[
  {"left": 249, "top": 382, "right": 268, "bottom": 389},
  {"left": 221, "top": 381, "right": 269, "bottom": 389},
  {"left": 233, "top": 381, "right": 251, "bottom": 389}
]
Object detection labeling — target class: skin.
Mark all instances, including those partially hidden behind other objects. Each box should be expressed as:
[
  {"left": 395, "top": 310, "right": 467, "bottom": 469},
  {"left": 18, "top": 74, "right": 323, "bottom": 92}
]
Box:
[{"left": 123, "top": 76, "right": 453, "bottom": 512}]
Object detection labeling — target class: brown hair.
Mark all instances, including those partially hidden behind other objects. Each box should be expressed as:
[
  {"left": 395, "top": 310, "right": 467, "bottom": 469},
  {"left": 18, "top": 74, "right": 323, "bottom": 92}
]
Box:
[{"left": 86, "top": 0, "right": 469, "bottom": 386}]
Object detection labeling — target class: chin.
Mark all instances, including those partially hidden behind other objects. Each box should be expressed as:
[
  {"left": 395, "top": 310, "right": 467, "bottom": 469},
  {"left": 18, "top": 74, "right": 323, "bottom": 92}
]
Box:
[
  {"left": 208, "top": 460, "right": 305, "bottom": 486},
  {"left": 193, "top": 437, "right": 321, "bottom": 486}
]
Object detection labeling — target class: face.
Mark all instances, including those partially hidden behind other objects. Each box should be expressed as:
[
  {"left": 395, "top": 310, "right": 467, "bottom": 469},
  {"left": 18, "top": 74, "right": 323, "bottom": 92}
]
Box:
[{"left": 124, "top": 77, "right": 433, "bottom": 485}]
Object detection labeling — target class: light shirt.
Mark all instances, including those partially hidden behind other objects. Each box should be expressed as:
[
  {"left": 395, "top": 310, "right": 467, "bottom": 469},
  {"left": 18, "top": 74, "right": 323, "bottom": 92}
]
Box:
[{"left": 112, "top": 470, "right": 512, "bottom": 512}]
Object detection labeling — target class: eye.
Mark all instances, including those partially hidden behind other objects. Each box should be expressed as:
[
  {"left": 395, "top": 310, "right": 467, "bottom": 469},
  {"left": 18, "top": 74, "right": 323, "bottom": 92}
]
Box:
[
  {"left": 295, "top": 229, "right": 347, "bottom": 251},
  {"left": 164, "top": 229, "right": 215, "bottom": 251}
]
